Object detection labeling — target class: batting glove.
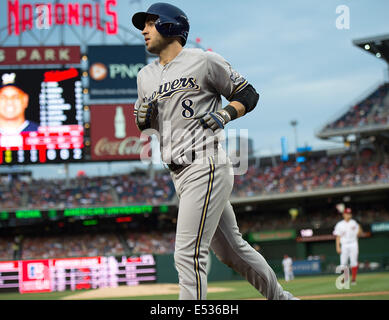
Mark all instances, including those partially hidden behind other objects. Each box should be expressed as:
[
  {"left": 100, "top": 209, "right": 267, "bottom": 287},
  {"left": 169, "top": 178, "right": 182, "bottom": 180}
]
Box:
[
  {"left": 134, "top": 102, "right": 156, "bottom": 131},
  {"left": 197, "top": 109, "right": 231, "bottom": 131}
]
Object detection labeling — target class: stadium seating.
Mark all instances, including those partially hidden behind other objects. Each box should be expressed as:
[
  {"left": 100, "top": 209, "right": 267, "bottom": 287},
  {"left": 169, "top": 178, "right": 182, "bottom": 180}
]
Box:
[
  {"left": 20, "top": 233, "right": 125, "bottom": 260},
  {"left": 232, "top": 152, "right": 389, "bottom": 197},
  {"left": 322, "top": 82, "right": 389, "bottom": 131},
  {"left": 1, "top": 150, "right": 389, "bottom": 210}
]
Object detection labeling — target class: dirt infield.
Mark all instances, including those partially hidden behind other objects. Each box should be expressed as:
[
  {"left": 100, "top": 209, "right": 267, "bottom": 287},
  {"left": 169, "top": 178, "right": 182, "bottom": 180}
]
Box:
[
  {"left": 62, "top": 283, "right": 231, "bottom": 300},
  {"left": 250, "top": 291, "right": 389, "bottom": 300},
  {"left": 61, "top": 283, "right": 389, "bottom": 300}
]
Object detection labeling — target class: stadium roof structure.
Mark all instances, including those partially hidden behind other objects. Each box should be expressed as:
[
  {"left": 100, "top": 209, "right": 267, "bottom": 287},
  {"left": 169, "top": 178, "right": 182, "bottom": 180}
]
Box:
[
  {"left": 352, "top": 33, "right": 389, "bottom": 65},
  {"left": 316, "top": 33, "right": 389, "bottom": 142}
]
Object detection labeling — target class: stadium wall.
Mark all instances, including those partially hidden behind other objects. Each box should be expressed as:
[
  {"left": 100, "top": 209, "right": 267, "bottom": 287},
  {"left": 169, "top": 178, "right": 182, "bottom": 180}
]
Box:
[
  {"left": 155, "top": 251, "right": 243, "bottom": 283},
  {"left": 154, "top": 233, "right": 389, "bottom": 284}
]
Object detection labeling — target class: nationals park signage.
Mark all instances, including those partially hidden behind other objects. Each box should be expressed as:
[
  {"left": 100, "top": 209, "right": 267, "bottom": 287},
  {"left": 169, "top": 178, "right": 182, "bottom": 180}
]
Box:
[
  {"left": 0, "top": 46, "right": 81, "bottom": 65},
  {"left": 6, "top": 0, "right": 118, "bottom": 36}
]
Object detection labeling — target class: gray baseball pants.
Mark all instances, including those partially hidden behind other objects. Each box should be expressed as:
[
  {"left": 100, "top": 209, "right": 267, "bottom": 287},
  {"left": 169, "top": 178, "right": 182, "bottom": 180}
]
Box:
[{"left": 170, "top": 156, "right": 296, "bottom": 300}]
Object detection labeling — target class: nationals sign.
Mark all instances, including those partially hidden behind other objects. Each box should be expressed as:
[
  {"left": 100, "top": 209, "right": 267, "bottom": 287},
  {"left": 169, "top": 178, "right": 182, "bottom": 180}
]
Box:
[
  {"left": 89, "top": 104, "right": 150, "bottom": 161},
  {"left": 6, "top": 0, "right": 118, "bottom": 36}
]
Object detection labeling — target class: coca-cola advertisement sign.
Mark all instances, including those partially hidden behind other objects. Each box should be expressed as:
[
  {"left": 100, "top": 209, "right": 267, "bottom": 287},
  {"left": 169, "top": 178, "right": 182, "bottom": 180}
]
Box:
[{"left": 90, "top": 104, "right": 150, "bottom": 161}]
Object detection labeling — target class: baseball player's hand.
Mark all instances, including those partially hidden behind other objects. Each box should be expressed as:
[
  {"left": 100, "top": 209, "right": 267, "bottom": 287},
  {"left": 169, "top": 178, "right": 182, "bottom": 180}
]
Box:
[
  {"left": 134, "top": 102, "right": 156, "bottom": 131},
  {"left": 336, "top": 247, "right": 341, "bottom": 254},
  {"left": 197, "top": 110, "right": 231, "bottom": 131}
]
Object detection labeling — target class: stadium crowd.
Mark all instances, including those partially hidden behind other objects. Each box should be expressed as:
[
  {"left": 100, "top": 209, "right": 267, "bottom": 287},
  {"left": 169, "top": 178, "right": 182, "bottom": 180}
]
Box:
[
  {"left": 20, "top": 233, "right": 125, "bottom": 260},
  {"left": 125, "top": 231, "right": 176, "bottom": 255},
  {"left": 232, "top": 151, "right": 389, "bottom": 197},
  {"left": 323, "top": 82, "right": 389, "bottom": 131},
  {"left": 0, "top": 237, "right": 17, "bottom": 261},
  {"left": 1, "top": 150, "right": 388, "bottom": 210},
  {"left": 1, "top": 171, "right": 175, "bottom": 210},
  {"left": 0, "top": 175, "right": 25, "bottom": 210},
  {"left": 25, "top": 176, "right": 117, "bottom": 209}
]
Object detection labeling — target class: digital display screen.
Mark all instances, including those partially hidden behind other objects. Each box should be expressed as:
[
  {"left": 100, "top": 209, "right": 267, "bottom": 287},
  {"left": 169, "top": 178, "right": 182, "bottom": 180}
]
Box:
[
  {"left": 0, "top": 68, "right": 84, "bottom": 165},
  {"left": 0, "top": 255, "right": 156, "bottom": 294},
  {"left": 0, "top": 205, "right": 171, "bottom": 223}
]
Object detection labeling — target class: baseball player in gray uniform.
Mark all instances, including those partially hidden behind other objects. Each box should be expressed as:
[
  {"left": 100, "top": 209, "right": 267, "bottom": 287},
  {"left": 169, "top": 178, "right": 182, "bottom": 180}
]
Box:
[{"left": 132, "top": 2, "right": 298, "bottom": 300}]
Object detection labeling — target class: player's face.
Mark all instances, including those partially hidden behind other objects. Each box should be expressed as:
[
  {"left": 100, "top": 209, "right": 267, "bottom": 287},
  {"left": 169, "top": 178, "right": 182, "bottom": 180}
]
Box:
[
  {"left": 142, "top": 15, "right": 173, "bottom": 54},
  {"left": 343, "top": 212, "right": 352, "bottom": 221},
  {"left": 0, "top": 86, "right": 29, "bottom": 121}
]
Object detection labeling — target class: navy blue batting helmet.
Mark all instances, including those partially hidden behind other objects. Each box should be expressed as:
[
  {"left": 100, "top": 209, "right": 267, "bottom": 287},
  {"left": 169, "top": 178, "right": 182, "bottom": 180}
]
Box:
[{"left": 132, "top": 2, "right": 189, "bottom": 46}]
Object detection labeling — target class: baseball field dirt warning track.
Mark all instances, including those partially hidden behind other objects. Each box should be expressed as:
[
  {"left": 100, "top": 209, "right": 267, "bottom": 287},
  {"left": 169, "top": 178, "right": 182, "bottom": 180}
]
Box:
[{"left": 61, "top": 284, "right": 231, "bottom": 300}]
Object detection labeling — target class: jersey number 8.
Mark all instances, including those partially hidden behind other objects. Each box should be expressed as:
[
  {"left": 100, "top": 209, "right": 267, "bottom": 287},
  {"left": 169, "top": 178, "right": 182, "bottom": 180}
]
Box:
[{"left": 181, "top": 99, "right": 195, "bottom": 119}]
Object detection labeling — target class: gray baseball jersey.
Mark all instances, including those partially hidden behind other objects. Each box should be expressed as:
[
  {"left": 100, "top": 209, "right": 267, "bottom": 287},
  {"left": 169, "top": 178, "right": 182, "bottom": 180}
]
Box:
[
  {"left": 134, "top": 48, "right": 248, "bottom": 164},
  {"left": 134, "top": 48, "right": 297, "bottom": 300}
]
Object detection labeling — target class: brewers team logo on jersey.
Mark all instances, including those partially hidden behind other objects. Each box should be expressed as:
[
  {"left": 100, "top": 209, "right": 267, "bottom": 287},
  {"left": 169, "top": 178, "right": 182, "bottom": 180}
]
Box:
[{"left": 143, "top": 77, "right": 200, "bottom": 103}]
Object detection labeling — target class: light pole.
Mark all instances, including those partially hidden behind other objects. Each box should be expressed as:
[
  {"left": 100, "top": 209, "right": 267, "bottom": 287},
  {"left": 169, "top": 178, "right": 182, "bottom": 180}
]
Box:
[{"left": 290, "top": 120, "right": 298, "bottom": 153}]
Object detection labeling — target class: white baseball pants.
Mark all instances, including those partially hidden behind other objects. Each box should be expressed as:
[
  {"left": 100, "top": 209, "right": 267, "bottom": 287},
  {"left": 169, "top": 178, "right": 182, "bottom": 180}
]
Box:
[{"left": 340, "top": 242, "right": 359, "bottom": 268}]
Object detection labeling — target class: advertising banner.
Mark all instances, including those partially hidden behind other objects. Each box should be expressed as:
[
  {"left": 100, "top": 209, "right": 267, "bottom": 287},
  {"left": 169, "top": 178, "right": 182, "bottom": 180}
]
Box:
[
  {"left": 0, "top": 255, "right": 156, "bottom": 294},
  {"left": 247, "top": 229, "right": 296, "bottom": 242},
  {"left": 281, "top": 136, "right": 289, "bottom": 162},
  {"left": 89, "top": 104, "right": 150, "bottom": 161},
  {"left": 88, "top": 45, "right": 146, "bottom": 100},
  {"left": 371, "top": 221, "right": 389, "bottom": 233},
  {"left": 19, "top": 259, "right": 51, "bottom": 294},
  {"left": 0, "top": 46, "right": 81, "bottom": 65},
  {"left": 292, "top": 260, "right": 321, "bottom": 275}
]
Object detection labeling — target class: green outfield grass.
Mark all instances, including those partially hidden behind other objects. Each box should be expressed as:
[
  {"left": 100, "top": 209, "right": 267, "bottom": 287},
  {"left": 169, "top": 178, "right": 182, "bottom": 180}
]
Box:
[{"left": 0, "top": 272, "right": 388, "bottom": 300}]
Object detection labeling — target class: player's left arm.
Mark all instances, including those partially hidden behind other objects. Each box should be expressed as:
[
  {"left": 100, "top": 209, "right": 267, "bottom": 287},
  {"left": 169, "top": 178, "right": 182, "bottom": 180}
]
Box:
[
  {"left": 198, "top": 86, "right": 259, "bottom": 131},
  {"left": 198, "top": 51, "right": 259, "bottom": 131},
  {"left": 223, "top": 82, "right": 260, "bottom": 120},
  {"left": 357, "top": 224, "right": 364, "bottom": 237},
  {"left": 199, "top": 86, "right": 259, "bottom": 131}
]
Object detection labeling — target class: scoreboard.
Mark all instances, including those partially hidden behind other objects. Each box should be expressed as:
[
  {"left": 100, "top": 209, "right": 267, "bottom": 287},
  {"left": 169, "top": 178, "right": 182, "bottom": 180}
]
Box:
[
  {"left": 0, "top": 68, "right": 84, "bottom": 165},
  {"left": 0, "top": 255, "right": 156, "bottom": 293}
]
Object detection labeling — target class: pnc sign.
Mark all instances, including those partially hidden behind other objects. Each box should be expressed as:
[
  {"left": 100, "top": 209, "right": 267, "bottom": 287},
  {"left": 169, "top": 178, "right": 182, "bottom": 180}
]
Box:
[
  {"left": 6, "top": 0, "right": 118, "bottom": 36},
  {"left": 87, "top": 45, "right": 146, "bottom": 100}
]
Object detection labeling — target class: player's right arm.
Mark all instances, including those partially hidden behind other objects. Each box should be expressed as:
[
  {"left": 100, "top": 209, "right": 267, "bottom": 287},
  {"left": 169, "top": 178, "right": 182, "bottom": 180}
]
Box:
[
  {"left": 333, "top": 222, "right": 341, "bottom": 254},
  {"left": 134, "top": 72, "right": 158, "bottom": 132}
]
